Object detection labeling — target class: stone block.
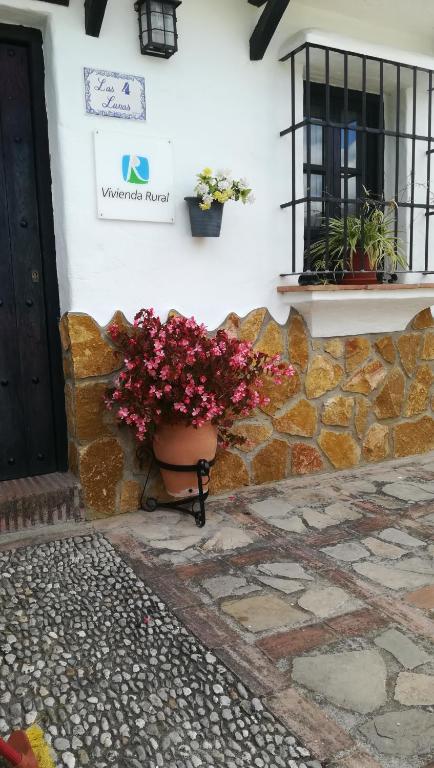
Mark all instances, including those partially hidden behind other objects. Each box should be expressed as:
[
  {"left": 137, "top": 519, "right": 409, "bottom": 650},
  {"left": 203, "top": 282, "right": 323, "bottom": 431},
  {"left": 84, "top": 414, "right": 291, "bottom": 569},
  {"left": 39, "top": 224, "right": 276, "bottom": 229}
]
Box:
[
  {"left": 64, "top": 381, "right": 75, "bottom": 438},
  {"left": 305, "top": 355, "right": 343, "bottom": 399},
  {"left": 291, "top": 443, "right": 324, "bottom": 475},
  {"left": 404, "top": 364, "right": 433, "bottom": 417},
  {"left": 292, "top": 650, "right": 387, "bottom": 714},
  {"left": 258, "top": 624, "right": 336, "bottom": 659},
  {"left": 322, "top": 396, "right": 354, "bottom": 426},
  {"left": 239, "top": 308, "right": 266, "bottom": 343},
  {"left": 359, "top": 709, "right": 434, "bottom": 756},
  {"left": 258, "top": 371, "right": 301, "bottom": 415},
  {"left": 274, "top": 399, "right": 317, "bottom": 436},
  {"left": 324, "top": 338, "right": 344, "bottom": 358},
  {"left": 362, "top": 424, "right": 390, "bottom": 462},
  {"left": 342, "top": 360, "right": 387, "bottom": 394},
  {"left": 201, "top": 575, "right": 259, "bottom": 599},
  {"left": 321, "top": 542, "right": 370, "bottom": 562},
  {"left": 345, "top": 337, "right": 371, "bottom": 372},
  {"left": 222, "top": 594, "right": 306, "bottom": 632},
  {"left": 209, "top": 451, "right": 249, "bottom": 494},
  {"left": 254, "top": 320, "right": 284, "bottom": 356},
  {"left": 378, "top": 528, "right": 425, "bottom": 546},
  {"left": 375, "top": 335, "right": 396, "bottom": 363},
  {"left": 397, "top": 332, "right": 422, "bottom": 375},
  {"left": 75, "top": 382, "right": 111, "bottom": 443},
  {"left": 394, "top": 416, "right": 434, "bottom": 458},
  {"left": 297, "top": 585, "right": 363, "bottom": 618},
  {"left": 119, "top": 480, "right": 142, "bottom": 514},
  {"left": 258, "top": 562, "right": 313, "bottom": 580},
  {"left": 421, "top": 331, "right": 434, "bottom": 360},
  {"left": 109, "top": 310, "right": 131, "bottom": 335},
  {"left": 412, "top": 308, "right": 434, "bottom": 330},
  {"left": 221, "top": 312, "right": 240, "bottom": 338},
  {"left": 355, "top": 397, "right": 370, "bottom": 438},
  {"left": 353, "top": 560, "right": 434, "bottom": 590},
  {"left": 373, "top": 368, "right": 405, "bottom": 419},
  {"left": 327, "top": 608, "right": 388, "bottom": 637},
  {"left": 317, "top": 430, "right": 360, "bottom": 469},
  {"left": 63, "top": 313, "right": 122, "bottom": 379},
  {"left": 252, "top": 440, "right": 289, "bottom": 484},
  {"left": 375, "top": 629, "right": 431, "bottom": 670},
  {"left": 404, "top": 585, "right": 434, "bottom": 610},
  {"left": 362, "top": 537, "right": 404, "bottom": 559},
  {"left": 288, "top": 313, "right": 309, "bottom": 370},
  {"left": 79, "top": 437, "right": 124, "bottom": 517},
  {"left": 230, "top": 422, "right": 273, "bottom": 452},
  {"left": 395, "top": 672, "right": 434, "bottom": 705}
]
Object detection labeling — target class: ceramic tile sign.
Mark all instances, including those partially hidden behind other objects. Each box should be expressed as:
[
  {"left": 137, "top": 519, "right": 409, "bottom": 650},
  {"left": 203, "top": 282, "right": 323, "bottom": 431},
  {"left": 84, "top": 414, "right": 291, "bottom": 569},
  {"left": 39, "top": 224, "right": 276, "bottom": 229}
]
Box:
[
  {"left": 94, "top": 130, "right": 175, "bottom": 223},
  {"left": 84, "top": 68, "right": 146, "bottom": 121}
]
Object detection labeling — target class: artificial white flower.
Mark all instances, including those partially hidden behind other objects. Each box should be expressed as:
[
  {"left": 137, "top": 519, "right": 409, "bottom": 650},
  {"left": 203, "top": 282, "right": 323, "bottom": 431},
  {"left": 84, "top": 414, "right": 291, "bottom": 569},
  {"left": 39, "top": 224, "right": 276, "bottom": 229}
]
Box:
[
  {"left": 218, "top": 179, "right": 231, "bottom": 191},
  {"left": 203, "top": 193, "right": 214, "bottom": 205},
  {"left": 196, "top": 182, "right": 209, "bottom": 196},
  {"left": 238, "top": 177, "right": 249, "bottom": 191}
]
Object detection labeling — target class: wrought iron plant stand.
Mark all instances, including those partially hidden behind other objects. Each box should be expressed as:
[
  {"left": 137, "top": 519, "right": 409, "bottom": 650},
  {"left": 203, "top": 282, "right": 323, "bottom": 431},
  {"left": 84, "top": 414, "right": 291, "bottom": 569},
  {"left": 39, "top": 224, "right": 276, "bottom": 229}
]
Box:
[{"left": 139, "top": 450, "right": 214, "bottom": 528}]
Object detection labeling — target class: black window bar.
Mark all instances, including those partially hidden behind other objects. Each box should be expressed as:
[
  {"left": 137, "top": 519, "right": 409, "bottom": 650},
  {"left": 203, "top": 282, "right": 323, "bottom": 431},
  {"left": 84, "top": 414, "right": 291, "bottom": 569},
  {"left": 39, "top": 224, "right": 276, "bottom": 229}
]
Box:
[{"left": 279, "top": 42, "right": 434, "bottom": 282}]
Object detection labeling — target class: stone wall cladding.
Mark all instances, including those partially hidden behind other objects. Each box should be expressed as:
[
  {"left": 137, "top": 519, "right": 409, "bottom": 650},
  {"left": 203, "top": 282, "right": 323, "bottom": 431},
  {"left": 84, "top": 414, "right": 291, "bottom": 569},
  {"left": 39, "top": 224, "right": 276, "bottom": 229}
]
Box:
[{"left": 60, "top": 306, "right": 434, "bottom": 518}]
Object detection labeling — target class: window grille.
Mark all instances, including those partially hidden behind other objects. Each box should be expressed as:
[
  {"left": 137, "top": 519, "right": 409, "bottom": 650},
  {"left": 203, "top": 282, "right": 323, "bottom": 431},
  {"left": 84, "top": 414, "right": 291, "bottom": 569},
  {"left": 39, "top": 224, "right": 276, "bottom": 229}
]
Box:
[{"left": 279, "top": 43, "right": 434, "bottom": 281}]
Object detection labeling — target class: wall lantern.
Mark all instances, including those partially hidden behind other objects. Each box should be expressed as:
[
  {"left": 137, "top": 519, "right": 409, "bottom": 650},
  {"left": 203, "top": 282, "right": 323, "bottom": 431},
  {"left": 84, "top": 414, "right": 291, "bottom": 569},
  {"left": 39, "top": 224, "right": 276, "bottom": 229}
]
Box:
[{"left": 134, "top": 0, "right": 182, "bottom": 59}]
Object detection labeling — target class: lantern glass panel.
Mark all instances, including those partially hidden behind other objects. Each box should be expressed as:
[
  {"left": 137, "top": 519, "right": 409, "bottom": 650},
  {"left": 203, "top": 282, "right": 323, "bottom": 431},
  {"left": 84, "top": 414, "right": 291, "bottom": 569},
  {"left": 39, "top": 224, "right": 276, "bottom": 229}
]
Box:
[
  {"left": 137, "top": 0, "right": 180, "bottom": 57},
  {"left": 140, "top": 8, "right": 149, "bottom": 46}
]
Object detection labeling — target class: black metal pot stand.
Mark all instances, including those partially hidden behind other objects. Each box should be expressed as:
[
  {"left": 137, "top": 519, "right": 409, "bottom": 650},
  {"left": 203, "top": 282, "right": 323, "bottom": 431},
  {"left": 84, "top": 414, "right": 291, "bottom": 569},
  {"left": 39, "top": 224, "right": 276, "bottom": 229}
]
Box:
[{"left": 141, "top": 457, "right": 214, "bottom": 528}]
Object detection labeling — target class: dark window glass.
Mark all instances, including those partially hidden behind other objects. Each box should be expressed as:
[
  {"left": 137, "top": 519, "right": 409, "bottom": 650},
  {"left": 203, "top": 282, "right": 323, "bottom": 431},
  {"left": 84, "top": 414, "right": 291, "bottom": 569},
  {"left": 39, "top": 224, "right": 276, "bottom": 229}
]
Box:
[{"left": 303, "top": 82, "right": 383, "bottom": 256}]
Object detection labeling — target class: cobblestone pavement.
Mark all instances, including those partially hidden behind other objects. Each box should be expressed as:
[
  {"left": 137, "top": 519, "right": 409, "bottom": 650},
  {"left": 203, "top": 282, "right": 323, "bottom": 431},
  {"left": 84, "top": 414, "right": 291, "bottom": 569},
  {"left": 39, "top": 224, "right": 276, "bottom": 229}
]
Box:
[
  {"left": 0, "top": 536, "right": 319, "bottom": 768},
  {"left": 1, "top": 453, "right": 434, "bottom": 767}
]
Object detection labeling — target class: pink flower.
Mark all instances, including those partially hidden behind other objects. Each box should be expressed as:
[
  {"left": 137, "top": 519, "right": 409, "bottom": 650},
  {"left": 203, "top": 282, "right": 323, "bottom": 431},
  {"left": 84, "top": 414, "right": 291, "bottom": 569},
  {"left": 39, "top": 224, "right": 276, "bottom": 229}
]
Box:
[{"left": 105, "top": 308, "right": 295, "bottom": 447}]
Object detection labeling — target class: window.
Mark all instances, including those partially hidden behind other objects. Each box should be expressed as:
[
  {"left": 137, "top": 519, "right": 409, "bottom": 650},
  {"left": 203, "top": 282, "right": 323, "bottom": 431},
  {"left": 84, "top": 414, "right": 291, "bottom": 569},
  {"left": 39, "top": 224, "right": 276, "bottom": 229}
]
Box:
[
  {"left": 303, "top": 83, "right": 382, "bottom": 257},
  {"left": 280, "top": 43, "right": 434, "bottom": 280}
]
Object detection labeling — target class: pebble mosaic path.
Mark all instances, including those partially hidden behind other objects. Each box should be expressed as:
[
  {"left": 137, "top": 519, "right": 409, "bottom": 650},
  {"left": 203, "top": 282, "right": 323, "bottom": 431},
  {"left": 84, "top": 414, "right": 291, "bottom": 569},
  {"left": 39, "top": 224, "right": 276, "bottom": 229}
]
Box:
[
  {"left": 1, "top": 453, "right": 434, "bottom": 767},
  {"left": 0, "top": 535, "right": 318, "bottom": 768}
]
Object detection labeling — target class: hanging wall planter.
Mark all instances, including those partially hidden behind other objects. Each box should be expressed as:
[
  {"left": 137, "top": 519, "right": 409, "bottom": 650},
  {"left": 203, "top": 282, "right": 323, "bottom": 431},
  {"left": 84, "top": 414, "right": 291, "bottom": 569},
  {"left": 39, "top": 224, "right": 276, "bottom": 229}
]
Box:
[
  {"left": 185, "top": 197, "right": 224, "bottom": 237},
  {"left": 185, "top": 167, "right": 255, "bottom": 237}
]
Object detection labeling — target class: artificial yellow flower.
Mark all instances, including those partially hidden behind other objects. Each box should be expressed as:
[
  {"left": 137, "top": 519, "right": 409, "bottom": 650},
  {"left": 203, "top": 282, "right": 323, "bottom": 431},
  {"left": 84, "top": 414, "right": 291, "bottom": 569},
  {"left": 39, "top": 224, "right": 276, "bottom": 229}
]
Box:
[
  {"left": 200, "top": 202, "right": 212, "bottom": 211},
  {"left": 202, "top": 167, "right": 213, "bottom": 178}
]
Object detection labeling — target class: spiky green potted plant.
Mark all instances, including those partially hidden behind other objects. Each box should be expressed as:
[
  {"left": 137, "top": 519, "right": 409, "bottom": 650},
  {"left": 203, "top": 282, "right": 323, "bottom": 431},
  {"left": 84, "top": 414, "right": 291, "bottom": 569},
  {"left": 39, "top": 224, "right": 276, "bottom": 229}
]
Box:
[{"left": 307, "top": 198, "right": 407, "bottom": 285}]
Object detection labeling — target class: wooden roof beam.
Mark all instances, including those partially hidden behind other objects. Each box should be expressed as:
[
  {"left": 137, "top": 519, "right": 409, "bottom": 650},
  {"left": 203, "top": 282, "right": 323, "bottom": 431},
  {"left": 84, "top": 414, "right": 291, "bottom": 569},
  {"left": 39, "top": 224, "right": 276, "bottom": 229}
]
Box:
[
  {"left": 85, "top": 0, "right": 108, "bottom": 37},
  {"left": 250, "top": 0, "right": 291, "bottom": 60}
]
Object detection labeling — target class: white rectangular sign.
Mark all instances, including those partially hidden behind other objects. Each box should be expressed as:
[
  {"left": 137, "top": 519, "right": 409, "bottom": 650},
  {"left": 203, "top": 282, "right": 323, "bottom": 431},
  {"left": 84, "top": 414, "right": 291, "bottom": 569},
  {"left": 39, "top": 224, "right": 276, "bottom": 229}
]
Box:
[
  {"left": 94, "top": 130, "right": 175, "bottom": 223},
  {"left": 84, "top": 68, "right": 146, "bottom": 121}
]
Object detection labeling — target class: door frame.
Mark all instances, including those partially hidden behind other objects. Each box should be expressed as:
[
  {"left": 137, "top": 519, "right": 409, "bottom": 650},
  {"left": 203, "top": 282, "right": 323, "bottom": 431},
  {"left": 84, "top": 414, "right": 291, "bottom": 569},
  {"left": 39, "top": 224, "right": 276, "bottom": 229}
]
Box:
[{"left": 0, "top": 22, "right": 67, "bottom": 474}]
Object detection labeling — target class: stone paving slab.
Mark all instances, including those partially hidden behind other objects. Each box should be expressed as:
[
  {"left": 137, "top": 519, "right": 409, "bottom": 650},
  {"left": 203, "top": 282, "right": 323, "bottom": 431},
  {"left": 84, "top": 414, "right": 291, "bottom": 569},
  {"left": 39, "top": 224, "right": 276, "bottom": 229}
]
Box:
[{"left": 104, "top": 454, "right": 434, "bottom": 767}]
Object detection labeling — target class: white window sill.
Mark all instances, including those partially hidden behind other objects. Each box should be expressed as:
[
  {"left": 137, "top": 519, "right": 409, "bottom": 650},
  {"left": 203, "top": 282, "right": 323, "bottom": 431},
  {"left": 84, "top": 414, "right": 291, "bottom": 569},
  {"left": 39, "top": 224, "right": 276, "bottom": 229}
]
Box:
[{"left": 277, "top": 283, "right": 434, "bottom": 337}]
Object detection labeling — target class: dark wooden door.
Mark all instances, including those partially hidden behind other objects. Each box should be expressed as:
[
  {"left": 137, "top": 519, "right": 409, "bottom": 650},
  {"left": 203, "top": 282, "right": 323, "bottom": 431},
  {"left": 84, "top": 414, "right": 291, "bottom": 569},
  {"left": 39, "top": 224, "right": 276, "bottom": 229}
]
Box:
[{"left": 0, "top": 30, "right": 66, "bottom": 481}]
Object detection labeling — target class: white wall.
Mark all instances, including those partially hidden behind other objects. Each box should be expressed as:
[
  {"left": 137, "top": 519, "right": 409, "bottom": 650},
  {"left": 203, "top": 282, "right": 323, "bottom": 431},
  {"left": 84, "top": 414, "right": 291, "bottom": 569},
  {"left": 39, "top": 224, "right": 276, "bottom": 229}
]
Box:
[{"left": 1, "top": 0, "right": 434, "bottom": 328}]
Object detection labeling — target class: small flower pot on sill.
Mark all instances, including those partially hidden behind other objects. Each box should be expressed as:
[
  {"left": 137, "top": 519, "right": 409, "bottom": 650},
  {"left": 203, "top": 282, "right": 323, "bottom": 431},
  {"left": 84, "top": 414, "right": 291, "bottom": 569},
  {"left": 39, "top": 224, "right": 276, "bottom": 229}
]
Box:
[
  {"left": 341, "top": 250, "right": 380, "bottom": 285},
  {"left": 185, "top": 197, "right": 224, "bottom": 237}
]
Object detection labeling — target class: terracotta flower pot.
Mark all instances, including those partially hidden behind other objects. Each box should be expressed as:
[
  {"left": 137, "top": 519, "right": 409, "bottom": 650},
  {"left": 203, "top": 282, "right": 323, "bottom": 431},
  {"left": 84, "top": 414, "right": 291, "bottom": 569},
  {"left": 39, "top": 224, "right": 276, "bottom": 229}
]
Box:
[
  {"left": 153, "top": 422, "right": 217, "bottom": 498},
  {"left": 341, "top": 250, "right": 379, "bottom": 285}
]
